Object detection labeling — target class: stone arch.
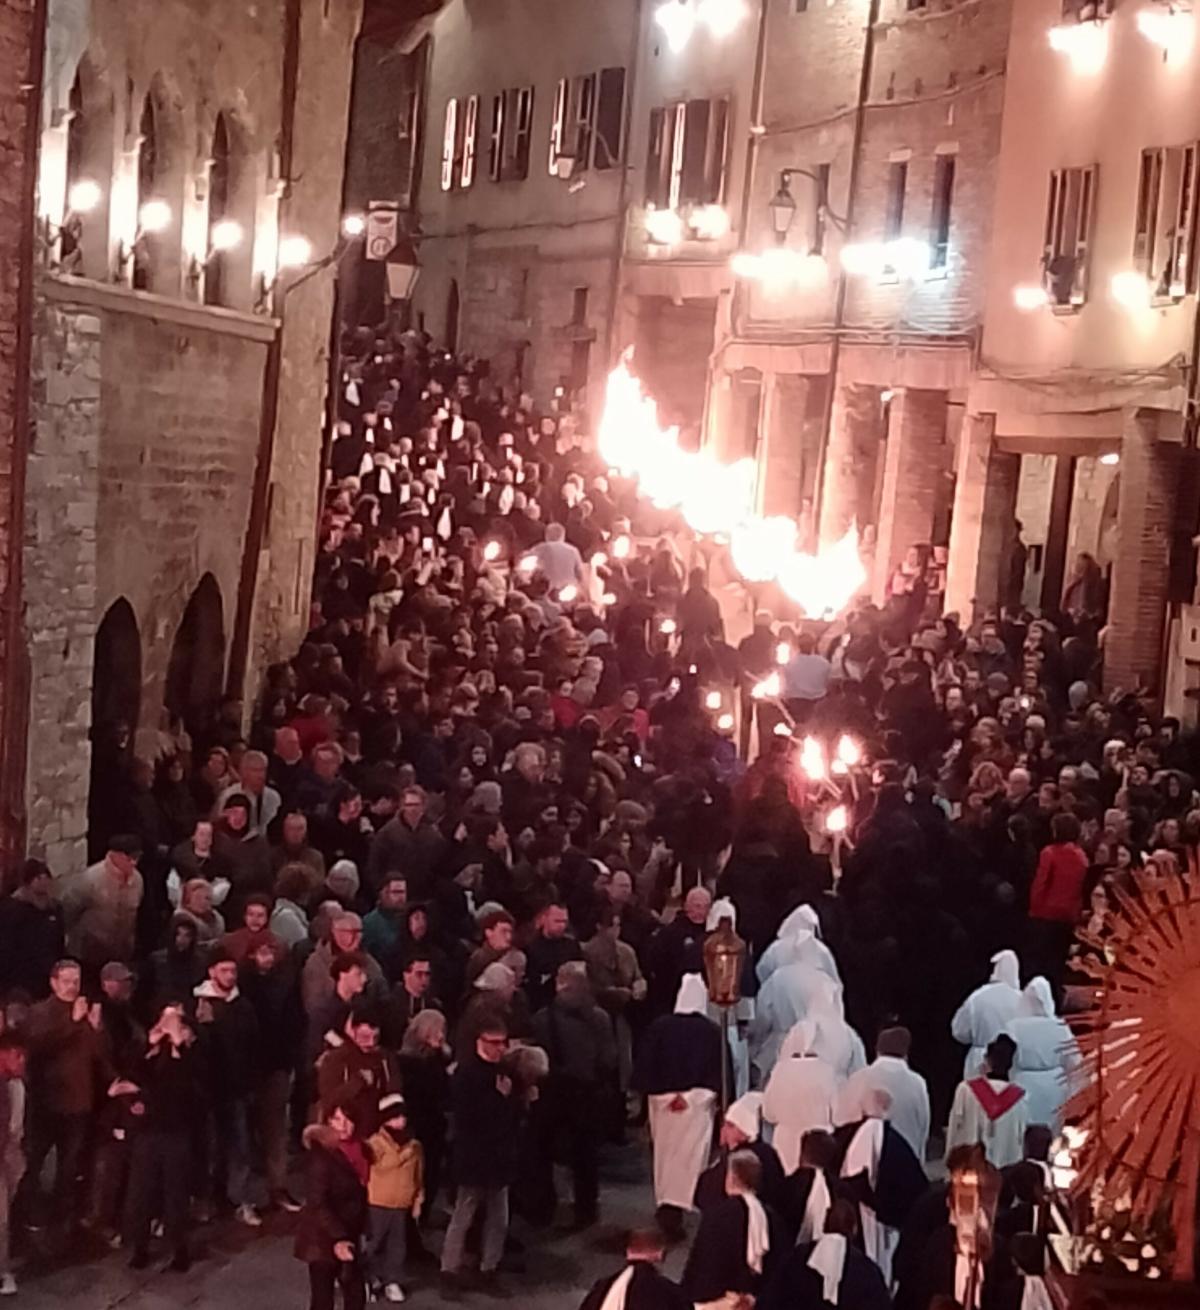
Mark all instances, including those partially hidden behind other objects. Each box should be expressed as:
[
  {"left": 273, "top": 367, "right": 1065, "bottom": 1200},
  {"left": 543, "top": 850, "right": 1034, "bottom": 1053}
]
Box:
[
  {"left": 65, "top": 52, "right": 116, "bottom": 277},
  {"left": 88, "top": 599, "right": 142, "bottom": 860},
  {"left": 164, "top": 574, "right": 226, "bottom": 745},
  {"left": 133, "top": 71, "right": 187, "bottom": 293},
  {"left": 203, "top": 110, "right": 256, "bottom": 310}
]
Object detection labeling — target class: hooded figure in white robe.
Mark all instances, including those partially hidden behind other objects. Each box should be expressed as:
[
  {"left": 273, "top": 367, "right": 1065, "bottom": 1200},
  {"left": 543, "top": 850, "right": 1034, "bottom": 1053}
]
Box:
[
  {"left": 951, "top": 949, "right": 1023, "bottom": 1077},
  {"left": 809, "top": 987, "right": 868, "bottom": 1083},
  {"left": 756, "top": 905, "right": 841, "bottom": 986},
  {"left": 763, "top": 1021, "right": 839, "bottom": 1174},
  {"left": 751, "top": 960, "right": 843, "bottom": 1076},
  {"left": 1006, "top": 977, "right": 1079, "bottom": 1132},
  {"left": 632, "top": 974, "right": 723, "bottom": 1222}
]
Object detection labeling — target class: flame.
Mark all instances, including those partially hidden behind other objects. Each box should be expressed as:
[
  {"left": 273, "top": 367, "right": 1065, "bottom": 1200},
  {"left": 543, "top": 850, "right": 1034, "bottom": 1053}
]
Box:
[
  {"left": 800, "top": 736, "right": 826, "bottom": 781},
  {"left": 600, "top": 357, "right": 866, "bottom": 619}
]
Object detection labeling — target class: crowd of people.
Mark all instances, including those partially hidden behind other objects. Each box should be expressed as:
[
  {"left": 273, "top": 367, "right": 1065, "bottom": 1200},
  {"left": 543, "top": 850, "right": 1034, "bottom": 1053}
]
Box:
[{"left": 0, "top": 320, "right": 1194, "bottom": 1310}]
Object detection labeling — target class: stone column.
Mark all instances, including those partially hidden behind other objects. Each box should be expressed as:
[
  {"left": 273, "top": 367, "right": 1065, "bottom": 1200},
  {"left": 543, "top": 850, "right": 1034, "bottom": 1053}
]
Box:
[
  {"left": 1105, "top": 408, "right": 1180, "bottom": 694},
  {"left": 818, "top": 382, "right": 879, "bottom": 546},
  {"left": 760, "top": 373, "right": 808, "bottom": 519},
  {"left": 872, "top": 387, "right": 947, "bottom": 602},
  {"left": 944, "top": 413, "right": 1020, "bottom": 624}
]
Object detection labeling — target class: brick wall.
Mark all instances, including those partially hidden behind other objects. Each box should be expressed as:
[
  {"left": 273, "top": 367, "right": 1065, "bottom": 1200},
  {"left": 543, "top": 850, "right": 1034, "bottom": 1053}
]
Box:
[
  {"left": 25, "top": 283, "right": 270, "bottom": 872},
  {"left": 0, "top": 0, "right": 38, "bottom": 861}
]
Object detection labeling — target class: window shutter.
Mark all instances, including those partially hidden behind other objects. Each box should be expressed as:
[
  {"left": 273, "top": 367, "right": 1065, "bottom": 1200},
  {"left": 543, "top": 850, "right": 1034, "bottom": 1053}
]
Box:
[
  {"left": 549, "top": 78, "right": 568, "bottom": 175},
  {"left": 594, "top": 67, "right": 626, "bottom": 172},
  {"left": 1071, "top": 165, "right": 1097, "bottom": 303},
  {"left": 705, "top": 98, "right": 730, "bottom": 204},
  {"left": 440, "top": 98, "right": 458, "bottom": 192},
  {"left": 645, "top": 107, "right": 666, "bottom": 206},
  {"left": 1182, "top": 143, "right": 1199, "bottom": 294},
  {"left": 573, "top": 74, "right": 597, "bottom": 172},
  {"left": 680, "top": 99, "right": 711, "bottom": 205},
  {"left": 461, "top": 95, "right": 479, "bottom": 188},
  {"left": 668, "top": 101, "right": 687, "bottom": 210},
  {"left": 488, "top": 93, "right": 505, "bottom": 181}
]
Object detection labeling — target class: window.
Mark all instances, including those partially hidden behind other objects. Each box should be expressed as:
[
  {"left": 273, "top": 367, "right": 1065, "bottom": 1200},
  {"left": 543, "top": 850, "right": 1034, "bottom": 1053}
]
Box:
[
  {"left": 572, "top": 286, "right": 589, "bottom": 325},
  {"left": 488, "top": 93, "right": 505, "bottom": 181},
  {"left": 811, "top": 162, "right": 831, "bottom": 255},
  {"left": 594, "top": 67, "right": 626, "bottom": 171},
  {"left": 205, "top": 114, "right": 231, "bottom": 306},
  {"left": 549, "top": 78, "right": 568, "bottom": 174},
  {"left": 929, "top": 153, "right": 956, "bottom": 271},
  {"left": 645, "top": 97, "right": 729, "bottom": 209},
  {"left": 794, "top": 0, "right": 809, "bottom": 11},
  {"left": 884, "top": 160, "right": 908, "bottom": 241},
  {"left": 572, "top": 74, "right": 597, "bottom": 174},
  {"left": 1042, "top": 165, "right": 1098, "bottom": 306},
  {"left": 440, "top": 98, "right": 458, "bottom": 192},
  {"left": 1061, "top": 0, "right": 1113, "bottom": 20},
  {"left": 134, "top": 92, "right": 159, "bottom": 289},
  {"left": 1134, "top": 144, "right": 1199, "bottom": 298},
  {"left": 461, "top": 95, "right": 479, "bottom": 188}
]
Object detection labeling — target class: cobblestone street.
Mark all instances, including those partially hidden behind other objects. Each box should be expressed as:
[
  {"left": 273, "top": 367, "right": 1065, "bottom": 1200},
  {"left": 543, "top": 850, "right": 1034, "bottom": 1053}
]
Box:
[{"left": 16, "top": 1144, "right": 669, "bottom": 1309}]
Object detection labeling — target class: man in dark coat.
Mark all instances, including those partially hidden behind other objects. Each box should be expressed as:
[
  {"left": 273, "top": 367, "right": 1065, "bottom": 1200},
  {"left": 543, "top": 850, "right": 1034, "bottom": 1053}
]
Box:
[
  {"left": 523, "top": 902, "right": 583, "bottom": 1011},
  {"left": 578, "top": 1229, "right": 692, "bottom": 1310},
  {"left": 758, "top": 1199, "right": 893, "bottom": 1310},
  {"left": 695, "top": 1092, "right": 789, "bottom": 1226},
  {"left": 0, "top": 860, "right": 64, "bottom": 998},
  {"left": 644, "top": 886, "right": 710, "bottom": 1015},
  {"left": 366, "top": 786, "right": 447, "bottom": 900},
  {"left": 682, "top": 1150, "right": 785, "bottom": 1306},
  {"left": 439, "top": 1019, "right": 520, "bottom": 1299},
  {"left": 192, "top": 947, "right": 262, "bottom": 1226}
]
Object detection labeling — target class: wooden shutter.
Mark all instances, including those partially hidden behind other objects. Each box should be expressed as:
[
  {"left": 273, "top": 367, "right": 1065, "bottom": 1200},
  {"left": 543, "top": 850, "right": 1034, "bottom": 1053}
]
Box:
[
  {"left": 705, "top": 97, "right": 730, "bottom": 204},
  {"left": 645, "top": 107, "right": 666, "bottom": 206},
  {"left": 1071, "top": 165, "right": 1098, "bottom": 303},
  {"left": 680, "top": 99, "right": 711, "bottom": 205},
  {"left": 488, "top": 93, "right": 505, "bottom": 181},
  {"left": 1180, "top": 143, "right": 1199, "bottom": 294},
  {"left": 461, "top": 95, "right": 479, "bottom": 188},
  {"left": 440, "top": 98, "right": 458, "bottom": 192},
  {"left": 1134, "top": 148, "right": 1162, "bottom": 274},
  {"left": 549, "top": 78, "right": 568, "bottom": 175},
  {"left": 667, "top": 101, "right": 687, "bottom": 210},
  {"left": 573, "top": 74, "right": 597, "bottom": 172},
  {"left": 594, "top": 67, "right": 626, "bottom": 172}
]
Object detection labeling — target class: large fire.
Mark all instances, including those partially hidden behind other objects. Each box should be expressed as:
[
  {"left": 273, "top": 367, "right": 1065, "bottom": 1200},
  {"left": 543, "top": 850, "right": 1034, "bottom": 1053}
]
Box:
[{"left": 598, "top": 357, "right": 866, "bottom": 619}]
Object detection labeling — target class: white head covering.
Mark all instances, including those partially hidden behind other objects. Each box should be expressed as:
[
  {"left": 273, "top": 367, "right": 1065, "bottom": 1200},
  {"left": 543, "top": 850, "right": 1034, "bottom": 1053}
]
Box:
[
  {"left": 807, "top": 1232, "right": 847, "bottom": 1303},
  {"left": 743, "top": 1191, "right": 770, "bottom": 1275},
  {"left": 779, "top": 1019, "right": 818, "bottom": 1061},
  {"left": 990, "top": 949, "right": 1020, "bottom": 990},
  {"left": 674, "top": 973, "right": 709, "bottom": 1016},
  {"left": 778, "top": 903, "right": 822, "bottom": 941},
  {"left": 1021, "top": 976, "right": 1056, "bottom": 1019},
  {"left": 707, "top": 896, "right": 738, "bottom": 932},
  {"left": 799, "top": 1168, "right": 832, "bottom": 1244},
  {"left": 599, "top": 1266, "right": 635, "bottom": 1310},
  {"left": 725, "top": 1091, "right": 764, "bottom": 1142}
]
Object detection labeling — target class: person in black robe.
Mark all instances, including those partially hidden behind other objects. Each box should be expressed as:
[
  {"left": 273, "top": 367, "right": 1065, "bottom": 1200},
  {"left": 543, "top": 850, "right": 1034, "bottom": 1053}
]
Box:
[
  {"left": 694, "top": 1091, "right": 789, "bottom": 1228},
  {"left": 577, "top": 1229, "right": 692, "bottom": 1310},
  {"left": 681, "top": 1151, "right": 785, "bottom": 1306},
  {"left": 758, "top": 1200, "right": 892, "bottom": 1310},
  {"left": 782, "top": 1128, "right": 840, "bottom": 1242}
]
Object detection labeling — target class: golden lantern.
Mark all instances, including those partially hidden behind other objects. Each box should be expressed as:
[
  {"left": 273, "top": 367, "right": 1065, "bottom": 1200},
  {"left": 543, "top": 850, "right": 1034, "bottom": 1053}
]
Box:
[{"left": 703, "top": 913, "right": 747, "bottom": 1008}]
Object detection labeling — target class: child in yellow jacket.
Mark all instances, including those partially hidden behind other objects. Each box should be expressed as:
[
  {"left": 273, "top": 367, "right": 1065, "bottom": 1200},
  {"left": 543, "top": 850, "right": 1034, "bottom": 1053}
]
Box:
[{"left": 365, "top": 1094, "right": 424, "bottom": 1303}]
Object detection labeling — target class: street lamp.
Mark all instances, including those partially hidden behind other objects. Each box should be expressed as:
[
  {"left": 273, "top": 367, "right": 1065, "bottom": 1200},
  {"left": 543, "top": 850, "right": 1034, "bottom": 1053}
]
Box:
[{"left": 769, "top": 178, "right": 798, "bottom": 242}]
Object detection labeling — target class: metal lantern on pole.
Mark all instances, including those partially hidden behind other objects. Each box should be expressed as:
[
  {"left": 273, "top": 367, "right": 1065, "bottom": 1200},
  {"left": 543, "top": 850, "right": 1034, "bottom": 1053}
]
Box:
[{"left": 703, "top": 912, "right": 747, "bottom": 1120}]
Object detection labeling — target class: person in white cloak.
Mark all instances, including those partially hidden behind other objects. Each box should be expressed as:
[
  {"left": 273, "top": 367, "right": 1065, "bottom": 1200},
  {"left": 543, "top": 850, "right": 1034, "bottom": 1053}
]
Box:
[
  {"left": 1006, "top": 977, "right": 1079, "bottom": 1133},
  {"left": 951, "top": 949, "right": 1023, "bottom": 1078},
  {"left": 707, "top": 897, "right": 754, "bottom": 1100},
  {"left": 631, "top": 973, "right": 724, "bottom": 1240},
  {"left": 756, "top": 904, "right": 840, "bottom": 987},
  {"left": 945, "top": 1034, "right": 1029, "bottom": 1169},
  {"left": 836, "top": 1025, "right": 931, "bottom": 1162},
  {"left": 809, "top": 985, "right": 868, "bottom": 1083},
  {"left": 763, "top": 1021, "right": 838, "bottom": 1174},
  {"left": 751, "top": 959, "right": 845, "bottom": 1077}
]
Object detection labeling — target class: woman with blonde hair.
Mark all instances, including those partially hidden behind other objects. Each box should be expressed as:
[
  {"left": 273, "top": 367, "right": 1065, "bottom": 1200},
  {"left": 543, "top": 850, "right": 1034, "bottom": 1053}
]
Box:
[{"left": 397, "top": 1010, "right": 450, "bottom": 1225}]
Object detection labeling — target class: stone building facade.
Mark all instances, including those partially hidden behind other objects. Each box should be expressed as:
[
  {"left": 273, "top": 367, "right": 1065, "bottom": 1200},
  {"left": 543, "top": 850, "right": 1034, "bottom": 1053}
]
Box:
[
  {"left": 21, "top": 0, "right": 362, "bottom": 872},
  {"left": 410, "top": 0, "right": 639, "bottom": 409}
]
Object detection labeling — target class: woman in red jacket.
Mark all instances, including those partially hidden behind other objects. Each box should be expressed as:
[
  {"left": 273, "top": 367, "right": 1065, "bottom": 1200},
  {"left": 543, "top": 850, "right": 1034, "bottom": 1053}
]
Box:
[{"left": 1026, "top": 812, "right": 1088, "bottom": 999}]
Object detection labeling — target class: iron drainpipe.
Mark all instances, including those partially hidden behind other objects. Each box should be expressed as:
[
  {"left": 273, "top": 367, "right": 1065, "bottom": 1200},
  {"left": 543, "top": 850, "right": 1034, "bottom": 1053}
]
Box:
[
  {"left": 0, "top": 0, "right": 50, "bottom": 867},
  {"left": 225, "top": 0, "right": 305, "bottom": 702},
  {"left": 808, "top": 0, "right": 882, "bottom": 544},
  {"left": 603, "top": 0, "right": 645, "bottom": 378}
]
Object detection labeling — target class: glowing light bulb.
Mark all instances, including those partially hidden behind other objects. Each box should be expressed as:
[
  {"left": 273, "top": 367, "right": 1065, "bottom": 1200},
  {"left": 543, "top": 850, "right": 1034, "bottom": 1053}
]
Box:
[
  {"left": 67, "top": 179, "right": 102, "bottom": 214},
  {"left": 717, "top": 712, "right": 735, "bottom": 731},
  {"left": 1099, "top": 451, "right": 1120, "bottom": 466},
  {"left": 138, "top": 200, "right": 172, "bottom": 233},
  {"left": 836, "top": 734, "right": 862, "bottom": 767},
  {"left": 645, "top": 205, "right": 685, "bottom": 245},
  {"left": 518, "top": 554, "right": 538, "bottom": 574},
  {"left": 591, "top": 551, "right": 608, "bottom": 568},
  {"left": 342, "top": 214, "right": 366, "bottom": 237},
  {"left": 801, "top": 736, "right": 826, "bottom": 781},
  {"left": 482, "top": 540, "right": 502, "bottom": 562},
  {"left": 1110, "top": 270, "right": 1153, "bottom": 309},
  {"left": 1013, "top": 283, "right": 1050, "bottom": 311},
  {"left": 209, "top": 219, "right": 243, "bottom": 252},
  {"left": 659, "top": 618, "right": 677, "bottom": 635},
  {"left": 773, "top": 722, "right": 792, "bottom": 737},
  {"left": 826, "top": 805, "right": 848, "bottom": 834},
  {"left": 277, "top": 235, "right": 314, "bottom": 268},
  {"left": 752, "top": 672, "right": 781, "bottom": 700},
  {"left": 776, "top": 642, "right": 791, "bottom": 666},
  {"left": 655, "top": 0, "right": 697, "bottom": 52},
  {"left": 705, "top": 690, "right": 723, "bottom": 710},
  {"left": 559, "top": 584, "right": 579, "bottom": 603},
  {"left": 611, "top": 534, "right": 631, "bottom": 560},
  {"left": 602, "top": 591, "right": 618, "bottom": 606}
]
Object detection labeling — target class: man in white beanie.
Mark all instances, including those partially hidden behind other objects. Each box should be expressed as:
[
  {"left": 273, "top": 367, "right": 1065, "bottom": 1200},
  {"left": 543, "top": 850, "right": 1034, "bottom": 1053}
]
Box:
[{"left": 632, "top": 974, "right": 725, "bottom": 1241}]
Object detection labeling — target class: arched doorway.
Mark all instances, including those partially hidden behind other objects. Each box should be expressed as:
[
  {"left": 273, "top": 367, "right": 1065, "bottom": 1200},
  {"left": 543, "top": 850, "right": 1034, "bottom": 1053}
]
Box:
[
  {"left": 164, "top": 574, "right": 226, "bottom": 746},
  {"left": 88, "top": 599, "right": 142, "bottom": 860},
  {"left": 445, "top": 278, "right": 460, "bottom": 353}
]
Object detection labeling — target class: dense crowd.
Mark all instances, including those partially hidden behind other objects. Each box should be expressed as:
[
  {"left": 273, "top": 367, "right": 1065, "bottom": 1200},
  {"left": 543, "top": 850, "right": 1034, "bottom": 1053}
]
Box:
[{"left": 0, "top": 321, "right": 1194, "bottom": 1309}]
